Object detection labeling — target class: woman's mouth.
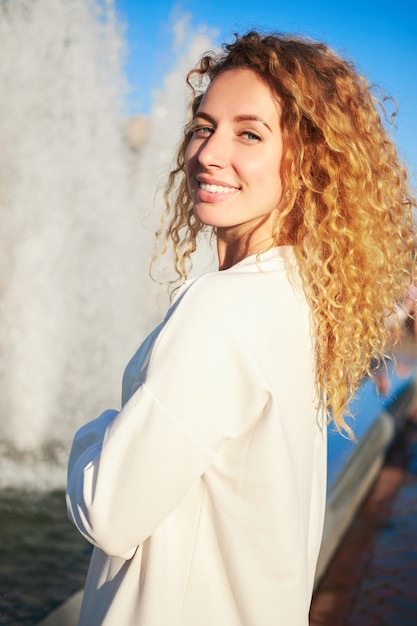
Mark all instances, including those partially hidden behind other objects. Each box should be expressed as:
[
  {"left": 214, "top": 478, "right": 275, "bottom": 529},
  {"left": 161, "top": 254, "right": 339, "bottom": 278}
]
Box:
[{"left": 199, "top": 182, "right": 240, "bottom": 195}]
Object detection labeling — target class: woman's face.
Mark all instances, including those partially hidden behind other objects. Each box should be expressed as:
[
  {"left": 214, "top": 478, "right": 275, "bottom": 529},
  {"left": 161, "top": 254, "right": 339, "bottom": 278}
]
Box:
[{"left": 185, "top": 68, "right": 284, "bottom": 236}]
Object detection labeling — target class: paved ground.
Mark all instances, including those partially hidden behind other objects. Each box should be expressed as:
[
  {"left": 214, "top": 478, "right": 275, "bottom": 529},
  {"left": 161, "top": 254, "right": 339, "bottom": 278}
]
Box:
[{"left": 310, "top": 413, "right": 417, "bottom": 626}]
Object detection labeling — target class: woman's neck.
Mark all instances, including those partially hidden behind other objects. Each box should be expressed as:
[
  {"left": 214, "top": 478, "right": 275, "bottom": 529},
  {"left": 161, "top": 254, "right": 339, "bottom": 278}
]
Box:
[
  {"left": 217, "top": 235, "right": 276, "bottom": 270},
  {"left": 215, "top": 207, "right": 293, "bottom": 270}
]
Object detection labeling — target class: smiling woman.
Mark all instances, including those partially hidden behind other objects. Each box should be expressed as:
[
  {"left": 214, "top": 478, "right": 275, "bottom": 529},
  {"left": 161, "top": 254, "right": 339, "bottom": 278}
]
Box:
[
  {"left": 185, "top": 68, "right": 286, "bottom": 268},
  {"left": 66, "top": 31, "right": 416, "bottom": 626}
]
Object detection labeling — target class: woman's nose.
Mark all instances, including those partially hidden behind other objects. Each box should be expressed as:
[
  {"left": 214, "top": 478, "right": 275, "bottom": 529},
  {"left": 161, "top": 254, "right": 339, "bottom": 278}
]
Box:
[{"left": 197, "top": 130, "right": 229, "bottom": 169}]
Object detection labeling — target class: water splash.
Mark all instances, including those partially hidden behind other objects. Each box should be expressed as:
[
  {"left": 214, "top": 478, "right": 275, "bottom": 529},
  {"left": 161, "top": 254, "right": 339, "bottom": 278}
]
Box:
[{"left": 0, "top": 0, "right": 215, "bottom": 488}]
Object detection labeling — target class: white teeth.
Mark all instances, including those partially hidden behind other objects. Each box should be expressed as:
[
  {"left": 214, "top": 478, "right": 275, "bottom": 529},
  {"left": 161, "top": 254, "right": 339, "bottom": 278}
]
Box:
[{"left": 199, "top": 182, "right": 239, "bottom": 194}]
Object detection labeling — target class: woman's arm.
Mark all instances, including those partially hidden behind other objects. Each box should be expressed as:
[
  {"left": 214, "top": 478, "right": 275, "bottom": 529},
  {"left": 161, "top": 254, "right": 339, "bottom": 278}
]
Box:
[{"left": 66, "top": 275, "right": 269, "bottom": 557}]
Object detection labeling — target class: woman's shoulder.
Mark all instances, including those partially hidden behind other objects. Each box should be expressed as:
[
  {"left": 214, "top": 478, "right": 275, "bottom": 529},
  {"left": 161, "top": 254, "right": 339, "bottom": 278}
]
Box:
[
  {"left": 170, "top": 260, "right": 302, "bottom": 337},
  {"left": 179, "top": 247, "right": 294, "bottom": 300},
  {"left": 175, "top": 267, "right": 263, "bottom": 313}
]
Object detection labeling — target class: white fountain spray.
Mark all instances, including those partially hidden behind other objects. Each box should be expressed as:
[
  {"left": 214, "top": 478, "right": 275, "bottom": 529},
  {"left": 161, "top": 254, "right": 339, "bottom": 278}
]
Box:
[{"left": 0, "top": 0, "right": 215, "bottom": 488}]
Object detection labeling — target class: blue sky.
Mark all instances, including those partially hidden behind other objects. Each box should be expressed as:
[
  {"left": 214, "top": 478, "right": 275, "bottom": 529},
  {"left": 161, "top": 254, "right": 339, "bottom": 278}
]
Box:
[{"left": 114, "top": 0, "right": 417, "bottom": 176}]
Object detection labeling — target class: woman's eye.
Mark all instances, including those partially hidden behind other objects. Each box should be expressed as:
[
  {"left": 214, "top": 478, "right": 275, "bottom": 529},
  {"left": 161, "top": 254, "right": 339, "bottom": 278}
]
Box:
[
  {"left": 191, "top": 126, "right": 214, "bottom": 137},
  {"left": 241, "top": 130, "right": 261, "bottom": 142}
]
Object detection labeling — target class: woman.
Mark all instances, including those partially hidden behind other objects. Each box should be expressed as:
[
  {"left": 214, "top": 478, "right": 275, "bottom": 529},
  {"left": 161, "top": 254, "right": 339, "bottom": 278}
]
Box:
[{"left": 66, "top": 32, "right": 415, "bottom": 625}]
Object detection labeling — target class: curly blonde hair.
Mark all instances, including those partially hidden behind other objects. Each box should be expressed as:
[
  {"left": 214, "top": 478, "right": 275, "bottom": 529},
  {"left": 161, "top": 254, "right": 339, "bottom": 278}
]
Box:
[{"left": 155, "top": 31, "right": 416, "bottom": 433}]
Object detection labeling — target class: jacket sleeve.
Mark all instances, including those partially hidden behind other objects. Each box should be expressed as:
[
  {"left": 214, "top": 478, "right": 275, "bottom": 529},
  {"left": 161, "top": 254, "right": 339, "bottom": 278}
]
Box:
[{"left": 66, "top": 276, "right": 270, "bottom": 557}]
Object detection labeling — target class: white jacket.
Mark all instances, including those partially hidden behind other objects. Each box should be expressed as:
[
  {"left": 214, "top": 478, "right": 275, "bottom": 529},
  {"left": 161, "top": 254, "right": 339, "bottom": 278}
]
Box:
[{"left": 66, "top": 247, "right": 327, "bottom": 626}]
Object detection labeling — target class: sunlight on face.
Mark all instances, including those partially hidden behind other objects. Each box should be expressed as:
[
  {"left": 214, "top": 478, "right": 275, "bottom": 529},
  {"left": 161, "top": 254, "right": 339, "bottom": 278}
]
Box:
[{"left": 185, "top": 68, "right": 284, "bottom": 243}]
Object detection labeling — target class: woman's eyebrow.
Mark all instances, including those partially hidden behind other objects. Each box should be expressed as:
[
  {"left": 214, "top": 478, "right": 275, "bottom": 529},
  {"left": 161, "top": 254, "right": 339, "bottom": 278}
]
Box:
[
  {"left": 193, "top": 111, "right": 272, "bottom": 132},
  {"left": 192, "top": 111, "right": 215, "bottom": 124},
  {"left": 234, "top": 114, "right": 272, "bottom": 132}
]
